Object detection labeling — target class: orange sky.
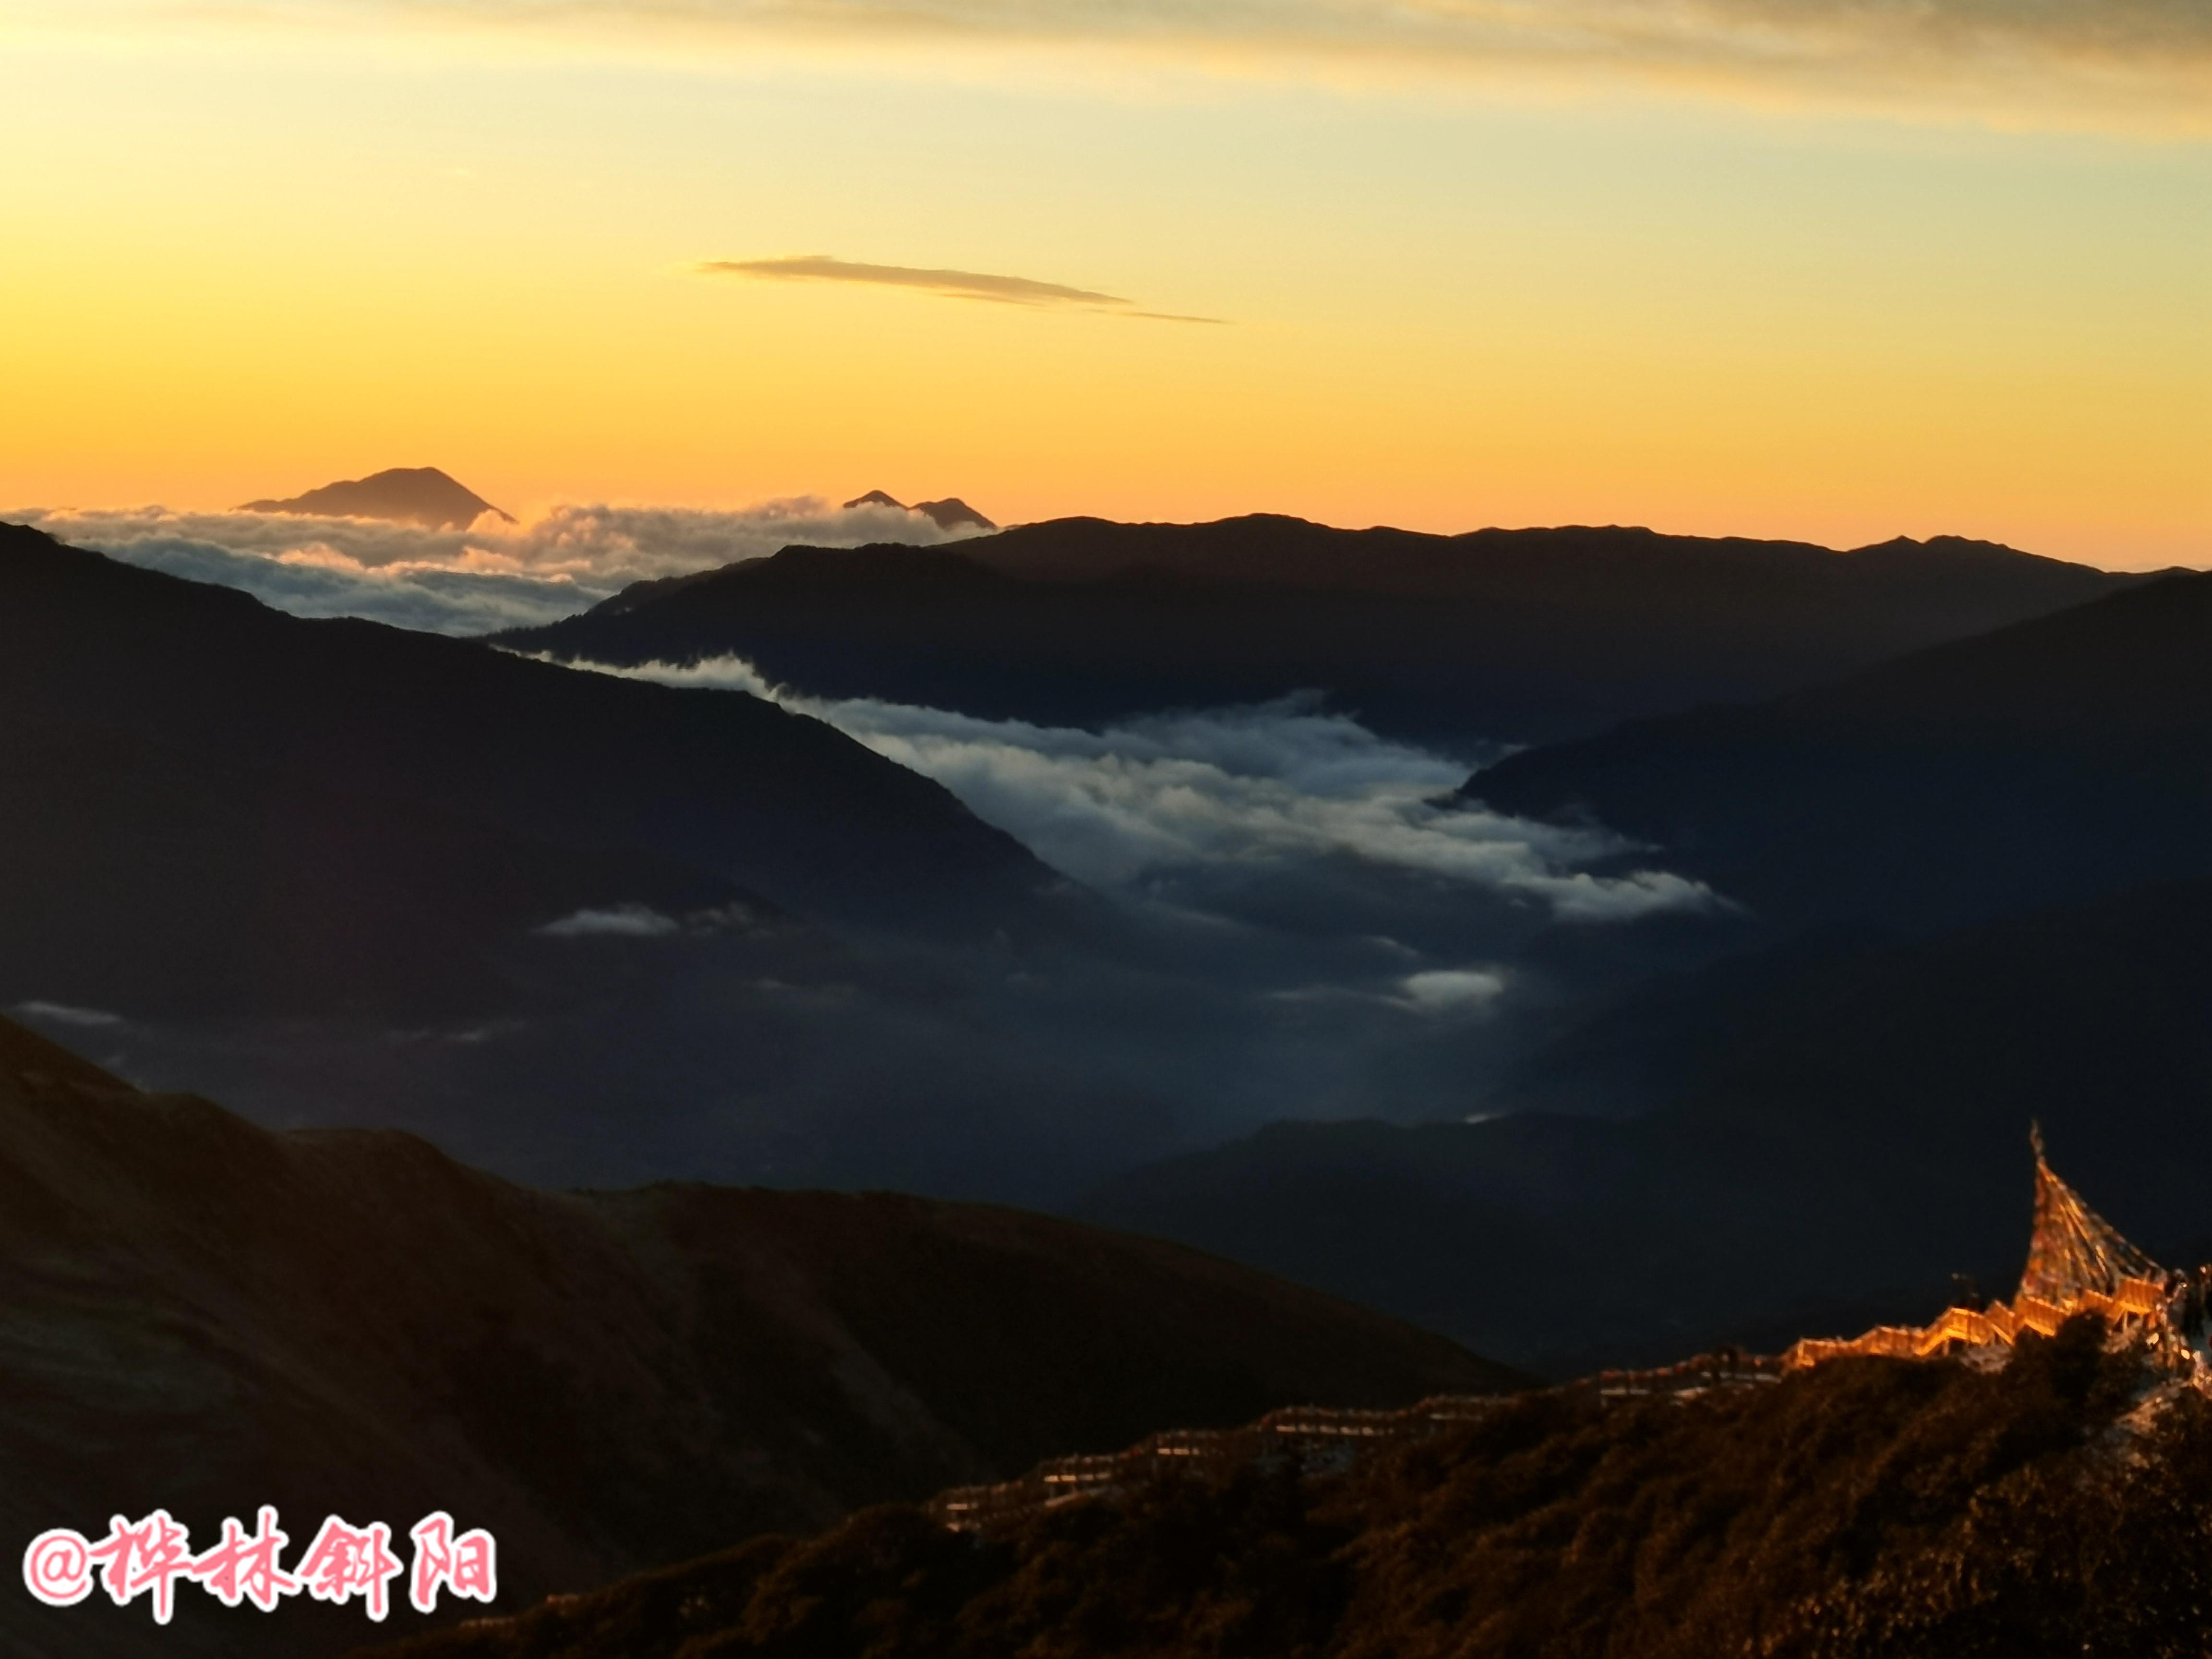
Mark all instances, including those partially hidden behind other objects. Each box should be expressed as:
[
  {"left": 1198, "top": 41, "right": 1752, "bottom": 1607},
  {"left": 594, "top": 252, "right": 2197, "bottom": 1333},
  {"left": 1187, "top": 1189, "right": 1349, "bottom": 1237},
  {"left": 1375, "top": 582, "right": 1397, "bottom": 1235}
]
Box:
[{"left": 0, "top": 12, "right": 2204, "bottom": 570}]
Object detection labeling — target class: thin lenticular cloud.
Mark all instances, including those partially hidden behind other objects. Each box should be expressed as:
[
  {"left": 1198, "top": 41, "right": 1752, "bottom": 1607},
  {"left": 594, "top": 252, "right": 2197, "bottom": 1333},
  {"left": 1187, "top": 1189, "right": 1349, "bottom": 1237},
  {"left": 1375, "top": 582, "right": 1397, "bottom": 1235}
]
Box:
[
  {"left": 702, "top": 255, "right": 1127, "bottom": 308},
  {"left": 699, "top": 256, "right": 1227, "bottom": 323}
]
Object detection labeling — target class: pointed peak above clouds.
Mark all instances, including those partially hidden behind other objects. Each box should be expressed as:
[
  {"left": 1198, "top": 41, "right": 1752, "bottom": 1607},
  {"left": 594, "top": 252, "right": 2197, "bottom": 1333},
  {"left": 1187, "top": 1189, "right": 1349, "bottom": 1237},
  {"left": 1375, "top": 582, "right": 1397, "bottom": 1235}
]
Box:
[
  {"left": 843, "top": 489, "right": 997, "bottom": 533},
  {"left": 239, "top": 466, "right": 515, "bottom": 530}
]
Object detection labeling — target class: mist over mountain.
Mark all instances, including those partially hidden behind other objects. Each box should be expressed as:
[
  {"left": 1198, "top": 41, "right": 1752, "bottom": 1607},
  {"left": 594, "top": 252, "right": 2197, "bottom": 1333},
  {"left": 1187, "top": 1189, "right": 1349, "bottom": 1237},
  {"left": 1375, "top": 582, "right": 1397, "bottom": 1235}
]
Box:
[
  {"left": 1082, "top": 875, "right": 2212, "bottom": 1372},
  {"left": 0, "top": 1015, "right": 1511, "bottom": 1659},
  {"left": 0, "top": 519, "right": 1746, "bottom": 1201},
  {"left": 498, "top": 517, "right": 2142, "bottom": 748},
  {"left": 238, "top": 467, "right": 515, "bottom": 531},
  {"left": 1059, "top": 559, "right": 2212, "bottom": 1373},
  {"left": 1465, "top": 568, "right": 2212, "bottom": 934},
  {"left": 10, "top": 506, "right": 2202, "bottom": 1382},
  {"left": 0, "top": 520, "right": 1204, "bottom": 1198}
]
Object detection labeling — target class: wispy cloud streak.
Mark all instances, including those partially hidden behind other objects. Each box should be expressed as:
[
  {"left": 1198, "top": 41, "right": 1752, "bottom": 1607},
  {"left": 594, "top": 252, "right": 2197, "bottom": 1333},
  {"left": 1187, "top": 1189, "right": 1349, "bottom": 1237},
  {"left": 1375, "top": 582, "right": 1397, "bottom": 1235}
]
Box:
[
  {"left": 702, "top": 255, "right": 1125, "bottom": 307},
  {"left": 699, "top": 255, "right": 1226, "bottom": 323}
]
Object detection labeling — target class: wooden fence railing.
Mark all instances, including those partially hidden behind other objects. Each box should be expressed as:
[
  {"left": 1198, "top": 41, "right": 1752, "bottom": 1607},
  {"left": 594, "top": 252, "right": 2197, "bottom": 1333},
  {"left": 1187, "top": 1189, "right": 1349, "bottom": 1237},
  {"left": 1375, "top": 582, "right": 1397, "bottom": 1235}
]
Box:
[{"left": 929, "top": 1354, "right": 1784, "bottom": 1531}]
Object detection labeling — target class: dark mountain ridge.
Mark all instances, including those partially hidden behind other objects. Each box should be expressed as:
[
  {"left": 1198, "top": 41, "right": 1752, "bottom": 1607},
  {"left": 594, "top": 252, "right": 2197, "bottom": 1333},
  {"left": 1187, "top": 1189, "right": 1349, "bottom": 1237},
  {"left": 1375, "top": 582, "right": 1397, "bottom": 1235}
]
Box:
[
  {"left": 497, "top": 515, "right": 2144, "bottom": 748},
  {"left": 0, "top": 521, "right": 1055, "bottom": 1019},
  {"left": 1464, "top": 567, "right": 2212, "bottom": 935},
  {"left": 961, "top": 515, "right": 2089, "bottom": 598},
  {"left": 239, "top": 467, "right": 514, "bottom": 530},
  {"left": 0, "top": 1014, "right": 1514, "bottom": 1659}
]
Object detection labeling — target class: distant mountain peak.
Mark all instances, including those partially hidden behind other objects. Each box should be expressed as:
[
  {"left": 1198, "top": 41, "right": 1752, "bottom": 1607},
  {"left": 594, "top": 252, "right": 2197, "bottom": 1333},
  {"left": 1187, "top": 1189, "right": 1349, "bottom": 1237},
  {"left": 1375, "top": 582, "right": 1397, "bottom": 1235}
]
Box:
[
  {"left": 1846, "top": 533, "right": 2036, "bottom": 562},
  {"left": 239, "top": 466, "right": 515, "bottom": 530},
  {"left": 843, "top": 489, "right": 997, "bottom": 533}
]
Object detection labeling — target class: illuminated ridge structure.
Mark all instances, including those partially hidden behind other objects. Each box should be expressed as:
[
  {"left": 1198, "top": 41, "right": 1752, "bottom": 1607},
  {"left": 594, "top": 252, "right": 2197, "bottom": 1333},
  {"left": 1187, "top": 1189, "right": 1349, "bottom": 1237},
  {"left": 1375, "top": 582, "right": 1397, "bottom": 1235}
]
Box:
[
  {"left": 931, "top": 1133, "right": 2203, "bottom": 1538},
  {"left": 1785, "top": 1127, "right": 2211, "bottom": 1380}
]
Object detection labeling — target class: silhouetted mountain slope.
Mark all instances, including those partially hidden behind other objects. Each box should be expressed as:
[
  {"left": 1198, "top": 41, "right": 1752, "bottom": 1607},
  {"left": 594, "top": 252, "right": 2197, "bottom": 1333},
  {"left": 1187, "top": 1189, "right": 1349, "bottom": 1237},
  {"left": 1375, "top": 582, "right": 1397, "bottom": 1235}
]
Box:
[
  {"left": 361, "top": 1319, "right": 2212, "bottom": 1659},
  {"left": 1081, "top": 877, "right": 2212, "bottom": 1373},
  {"left": 914, "top": 497, "right": 994, "bottom": 533},
  {"left": 0, "top": 1017, "right": 1514, "bottom": 1659},
  {"left": 0, "top": 522, "right": 1056, "bottom": 1017},
  {"left": 1465, "top": 568, "right": 2212, "bottom": 933},
  {"left": 240, "top": 466, "right": 514, "bottom": 529},
  {"left": 497, "top": 518, "right": 2141, "bottom": 747}
]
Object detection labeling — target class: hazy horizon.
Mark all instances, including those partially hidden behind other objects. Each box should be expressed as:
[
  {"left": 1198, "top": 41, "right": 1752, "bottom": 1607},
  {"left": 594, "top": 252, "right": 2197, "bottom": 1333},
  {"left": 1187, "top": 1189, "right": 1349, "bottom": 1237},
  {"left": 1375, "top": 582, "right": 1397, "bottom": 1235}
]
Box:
[{"left": 9, "top": 485, "right": 2201, "bottom": 648}]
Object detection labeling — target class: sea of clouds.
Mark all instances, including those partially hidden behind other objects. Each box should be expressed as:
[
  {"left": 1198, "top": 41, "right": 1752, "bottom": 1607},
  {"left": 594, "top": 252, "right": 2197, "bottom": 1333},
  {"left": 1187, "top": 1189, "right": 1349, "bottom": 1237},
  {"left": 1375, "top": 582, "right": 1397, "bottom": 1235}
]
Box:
[
  {"left": 11, "top": 497, "right": 966, "bottom": 635},
  {"left": 12, "top": 490, "right": 1712, "bottom": 950},
  {"left": 12, "top": 489, "right": 1711, "bottom": 935},
  {"left": 18, "top": 488, "right": 1722, "bottom": 965}
]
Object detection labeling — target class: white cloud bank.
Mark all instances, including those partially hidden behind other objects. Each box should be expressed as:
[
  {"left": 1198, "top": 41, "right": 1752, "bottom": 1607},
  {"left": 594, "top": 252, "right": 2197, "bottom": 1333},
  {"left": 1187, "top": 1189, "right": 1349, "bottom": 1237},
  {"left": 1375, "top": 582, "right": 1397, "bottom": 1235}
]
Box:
[
  {"left": 8, "top": 497, "right": 970, "bottom": 636},
  {"left": 557, "top": 657, "right": 1718, "bottom": 925},
  {"left": 1399, "top": 968, "right": 1509, "bottom": 1013},
  {"left": 536, "top": 901, "right": 770, "bottom": 936},
  {"left": 11, "top": 1000, "right": 127, "bottom": 1028},
  {"left": 538, "top": 903, "right": 686, "bottom": 937}
]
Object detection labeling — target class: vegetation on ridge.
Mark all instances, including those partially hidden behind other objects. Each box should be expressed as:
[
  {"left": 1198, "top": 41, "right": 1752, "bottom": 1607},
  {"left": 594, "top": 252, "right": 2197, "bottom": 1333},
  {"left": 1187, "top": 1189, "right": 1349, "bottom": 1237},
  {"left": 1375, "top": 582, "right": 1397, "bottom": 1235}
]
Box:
[{"left": 361, "top": 1317, "right": 2212, "bottom": 1659}]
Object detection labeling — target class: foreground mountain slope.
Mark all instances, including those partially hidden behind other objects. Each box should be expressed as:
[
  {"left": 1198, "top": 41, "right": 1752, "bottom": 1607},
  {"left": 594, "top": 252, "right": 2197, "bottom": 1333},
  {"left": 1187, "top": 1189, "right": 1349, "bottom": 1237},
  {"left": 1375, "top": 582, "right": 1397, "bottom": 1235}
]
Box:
[
  {"left": 1082, "top": 877, "right": 2212, "bottom": 1371},
  {"left": 0, "top": 522, "right": 1056, "bottom": 1017},
  {"left": 361, "top": 1318, "right": 2212, "bottom": 1659},
  {"left": 1465, "top": 568, "right": 2212, "bottom": 934},
  {"left": 496, "top": 517, "right": 2139, "bottom": 747},
  {"left": 0, "top": 1016, "right": 1514, "bottom": 1659}
]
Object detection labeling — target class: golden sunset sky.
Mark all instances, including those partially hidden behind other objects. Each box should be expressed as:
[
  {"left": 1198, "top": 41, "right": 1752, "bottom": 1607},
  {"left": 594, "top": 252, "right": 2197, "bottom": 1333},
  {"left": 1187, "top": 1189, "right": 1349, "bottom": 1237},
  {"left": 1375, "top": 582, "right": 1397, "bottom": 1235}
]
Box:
[{"left": 2, "top": 0, "right": 2206, "bottom": 567}]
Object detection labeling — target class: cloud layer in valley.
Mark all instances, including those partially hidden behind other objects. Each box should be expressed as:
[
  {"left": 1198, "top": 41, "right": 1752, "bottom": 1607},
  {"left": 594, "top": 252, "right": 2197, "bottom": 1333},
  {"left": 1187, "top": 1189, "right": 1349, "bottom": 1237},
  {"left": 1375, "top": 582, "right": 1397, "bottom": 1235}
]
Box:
[
  {"left": 35, "top": 667, "right": 1723, "bottom": 1202},
  {"left": 558, "top": 655, "right": 1717, "bottom": 926},
  {"left": 43, "top": 0, "right": 2212, "bottom": 133},
  {"left": 9, "top": 496, "right": 971, "bottom": 634}
]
